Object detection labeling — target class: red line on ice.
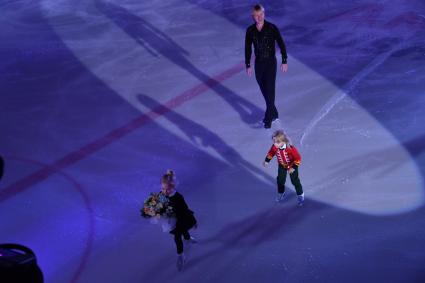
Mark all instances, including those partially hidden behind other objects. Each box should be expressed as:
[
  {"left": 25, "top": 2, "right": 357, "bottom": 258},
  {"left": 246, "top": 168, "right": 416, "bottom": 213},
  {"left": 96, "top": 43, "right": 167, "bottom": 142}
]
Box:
[{"left": 0, "top": 62, "right": 244, "bottom": 202}]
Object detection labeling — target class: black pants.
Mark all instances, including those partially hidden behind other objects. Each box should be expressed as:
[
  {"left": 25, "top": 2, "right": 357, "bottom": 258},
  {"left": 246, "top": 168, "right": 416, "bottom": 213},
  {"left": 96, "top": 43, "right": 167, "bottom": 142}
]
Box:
[
  {"left": 277, "top": 165, "right": 303, "bottom": 195},
  {"left": 174, "top": 229, "right": 191, "bottom": 255},
  {"left": 255, "top": 57, "right": 278, "bottom": 124},
  {"left": 0, "top": 155, "right": 4, "bottom": 181}
]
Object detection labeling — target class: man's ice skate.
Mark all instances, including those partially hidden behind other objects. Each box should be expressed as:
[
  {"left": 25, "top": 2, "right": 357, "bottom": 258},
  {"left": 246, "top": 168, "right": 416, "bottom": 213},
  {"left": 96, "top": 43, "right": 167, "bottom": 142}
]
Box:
[
  {"left": 254, "top": 119, "right": 266, "bottom": 129},
  {"left": 177, "top": 253, "right": 186, "bottom": 271},
  {"left": 276, "top": 192, "right": 285, "bottom": 202},
  {"left": 297, "top": 193, "right": 305, "bottom": 207}
]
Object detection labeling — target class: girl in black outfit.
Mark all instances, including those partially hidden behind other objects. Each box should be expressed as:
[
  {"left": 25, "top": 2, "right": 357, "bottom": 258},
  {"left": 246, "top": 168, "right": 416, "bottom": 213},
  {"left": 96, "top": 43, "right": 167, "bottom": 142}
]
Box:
[{"left": 161, "top": 170, "right": 197, "bottom": 270}]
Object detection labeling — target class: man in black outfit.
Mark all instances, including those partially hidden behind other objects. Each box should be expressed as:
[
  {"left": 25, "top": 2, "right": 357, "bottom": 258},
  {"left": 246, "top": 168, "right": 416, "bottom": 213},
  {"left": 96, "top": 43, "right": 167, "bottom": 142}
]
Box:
[{"left": 245, "top": 4, "right": 288, "bottom": 129}]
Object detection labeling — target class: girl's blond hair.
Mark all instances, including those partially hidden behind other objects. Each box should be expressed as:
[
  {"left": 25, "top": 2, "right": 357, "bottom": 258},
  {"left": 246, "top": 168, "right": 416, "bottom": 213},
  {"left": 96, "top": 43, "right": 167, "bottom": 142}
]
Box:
[{"left": 161, "top": 169, "right": 176, "bottom": 188}]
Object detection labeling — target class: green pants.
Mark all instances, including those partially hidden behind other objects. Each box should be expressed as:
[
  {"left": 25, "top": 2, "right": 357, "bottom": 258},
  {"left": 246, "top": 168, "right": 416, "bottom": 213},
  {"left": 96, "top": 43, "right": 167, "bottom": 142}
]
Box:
[{"left": 277, "top": 165, "right": 303, "bottom": 195}]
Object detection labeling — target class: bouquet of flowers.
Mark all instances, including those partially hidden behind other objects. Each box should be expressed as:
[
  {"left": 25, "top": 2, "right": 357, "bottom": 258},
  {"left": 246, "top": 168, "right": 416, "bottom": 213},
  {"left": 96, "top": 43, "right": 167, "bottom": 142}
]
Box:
[
  {"left": 141, "top": 192, "right": 176, "bottom": 232},
  {"left": 141, "top": 192, "right": 174, "bottom": 218}
]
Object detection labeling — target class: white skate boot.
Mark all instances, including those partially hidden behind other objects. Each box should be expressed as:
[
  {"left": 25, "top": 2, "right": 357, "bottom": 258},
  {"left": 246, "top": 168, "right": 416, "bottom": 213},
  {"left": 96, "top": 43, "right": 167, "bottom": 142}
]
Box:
[
  {"left": 297, "top": 193, "right": 305, "bottom": 207},
  {"left": 185, "top": 236, "right": 197, "bottom": 244},
  {"left": 276, "top": 192, "right": 285, "bottom": 202},
  {"left": 177, "top": 253, "right": 186, "bottom": 271}
]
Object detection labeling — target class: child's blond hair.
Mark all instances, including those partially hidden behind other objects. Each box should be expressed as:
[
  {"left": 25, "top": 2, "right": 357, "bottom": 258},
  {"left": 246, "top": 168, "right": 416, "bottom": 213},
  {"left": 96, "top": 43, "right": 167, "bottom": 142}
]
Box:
[
  {"left": 161, "top": 169, "right": 176, "bottom": 188},
  {"left": 272, "top": 130, "right": 290, "bottom": 144}
]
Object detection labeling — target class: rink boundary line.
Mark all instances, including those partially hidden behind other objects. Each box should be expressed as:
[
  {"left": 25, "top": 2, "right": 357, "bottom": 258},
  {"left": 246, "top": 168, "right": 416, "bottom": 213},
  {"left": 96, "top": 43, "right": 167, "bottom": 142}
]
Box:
[{"left": 0, "top": 62, "right": 245, "bottom": 201}]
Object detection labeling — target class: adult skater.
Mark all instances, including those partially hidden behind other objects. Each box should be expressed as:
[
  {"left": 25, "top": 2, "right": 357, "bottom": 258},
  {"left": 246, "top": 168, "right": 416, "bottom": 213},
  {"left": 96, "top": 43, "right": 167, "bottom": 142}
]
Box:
[{"left": 245, "top": 4, "right": 288, "bottom": 129}]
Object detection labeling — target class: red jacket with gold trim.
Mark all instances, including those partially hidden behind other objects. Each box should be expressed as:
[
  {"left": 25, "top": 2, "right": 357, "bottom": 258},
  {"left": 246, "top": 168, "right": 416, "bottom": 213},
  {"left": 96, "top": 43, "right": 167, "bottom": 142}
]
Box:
[{"left": 265, "top": 144, "right": 301, "bottom": 169}]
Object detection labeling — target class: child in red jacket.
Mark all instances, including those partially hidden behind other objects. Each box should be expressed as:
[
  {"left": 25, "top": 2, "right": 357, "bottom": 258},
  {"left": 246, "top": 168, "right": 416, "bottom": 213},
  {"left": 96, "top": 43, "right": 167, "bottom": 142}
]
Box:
[{"left": 263, "top": 130, "right": 305, "bottom": 206}]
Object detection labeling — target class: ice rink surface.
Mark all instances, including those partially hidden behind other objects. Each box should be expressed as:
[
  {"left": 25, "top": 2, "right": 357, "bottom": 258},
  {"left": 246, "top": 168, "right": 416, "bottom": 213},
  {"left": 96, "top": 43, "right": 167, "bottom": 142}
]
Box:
[{"left": 1, "top": 0, "right": 425, "bottom": 282}]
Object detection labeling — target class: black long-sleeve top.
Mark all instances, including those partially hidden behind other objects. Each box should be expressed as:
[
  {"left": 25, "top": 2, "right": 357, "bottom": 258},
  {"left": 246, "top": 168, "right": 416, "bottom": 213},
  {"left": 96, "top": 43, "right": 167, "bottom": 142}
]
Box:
[
  {"left": 168, "top": 192, "right": 191, "bottom": 220},
  {"left": 168, "top": 191, "right": 196, "bottom": 231},
  {"left": 245, "top": 20, "right": 287, "bottom": 68}
]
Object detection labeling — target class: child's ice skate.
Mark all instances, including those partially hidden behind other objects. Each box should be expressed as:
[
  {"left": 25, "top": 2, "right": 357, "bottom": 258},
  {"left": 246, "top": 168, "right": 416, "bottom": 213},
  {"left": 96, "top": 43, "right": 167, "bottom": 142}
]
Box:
[
  {"left": 177, "top": 253, "right": 186, "bottom": 271},
  {"left": 276, "top": 192, "right": 285, "bottom": 202},
  {"left": 297, "top": 193, "right": 305, "bottom": 207},
  {"left": 184, "top": 236, "right": 198, "bottom": 244}
]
